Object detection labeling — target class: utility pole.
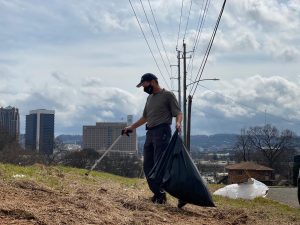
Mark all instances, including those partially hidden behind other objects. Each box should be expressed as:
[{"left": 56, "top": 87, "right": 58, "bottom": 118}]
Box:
[
  {"left": 177, "top": 50, "right": 181, "bottom": 108},
  {"left": 183, "top": 42, "right": 187, "bottom": 145},
  {"left": 186, "top": 78, "right": 219, "bottom": 152},
  {"left": 187, "top": 95, "right": 192, "bottom": 152}
]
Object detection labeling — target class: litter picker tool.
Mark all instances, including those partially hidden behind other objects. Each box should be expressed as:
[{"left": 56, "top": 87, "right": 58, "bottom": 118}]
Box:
[{"left": 85, "top": 129, "right": 132, "bottom": 176}]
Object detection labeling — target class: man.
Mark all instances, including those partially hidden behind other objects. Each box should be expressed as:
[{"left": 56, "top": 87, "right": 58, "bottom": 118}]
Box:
[{"left": 124, "top": 73, "right": 182, "bottom": 204}]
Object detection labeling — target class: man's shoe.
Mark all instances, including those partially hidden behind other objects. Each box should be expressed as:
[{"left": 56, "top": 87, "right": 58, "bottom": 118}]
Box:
[
  {"left": 152, "top": 193, "right": 167, "bottom": 204},
  {"left": 151, "top": 194, "right": 157, "bottom": 203},
  {"left": 177, "top": 199, "right": 187, "bottom": 208}
]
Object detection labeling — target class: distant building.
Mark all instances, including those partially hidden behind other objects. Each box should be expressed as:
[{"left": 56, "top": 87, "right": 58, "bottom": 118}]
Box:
[
  {"left": 226, "top": 161, "right": 274, "bottom": 185},
  {"left": 127, "top": 115, "right": 133, "bottom": 125},
  {"left": 83, "top": 116, "right": 137, "bottom": 153},
  {"left": 25, "top": 109, "right": 55, "bottom": 154},
  {"left": 0, "top": 106, "right": 20, "bottom": 140}
]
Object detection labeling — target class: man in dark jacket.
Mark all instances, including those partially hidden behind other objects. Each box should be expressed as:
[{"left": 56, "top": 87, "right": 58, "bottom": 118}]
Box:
[{"left": 124, "top": 73, "right": 182, "bottom": 204}]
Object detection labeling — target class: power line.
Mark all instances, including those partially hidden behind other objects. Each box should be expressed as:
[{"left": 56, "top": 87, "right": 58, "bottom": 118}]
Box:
[
  {"left": 129, "top": 0, "right": 170, "bottom": 89},
  {"left": 187, "top": 0, "right": 211, "bottom": 92},
  {"left": 195, "top": 83, "right": 300, "bottom": 126},
  {"left": 139, "top": 0, "right": 172, "bottom": 87},
  {"left": 176, "top": 0, "right": 184, "bottom": 50},
  {"left": 147, "top": 0, "right": 174, "bottom": 89},
  {"left": 147, "top": 0, "right": 171, "bottom": 66},
  {"left": 183, "top": 0, "right": 193, "bottom": 41},
  {"left": 190, "top": 0, "right": 226, "bottom": 97}
]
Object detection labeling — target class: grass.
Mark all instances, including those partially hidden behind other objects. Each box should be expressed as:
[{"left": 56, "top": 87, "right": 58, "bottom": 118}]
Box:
[
  {"left": 0, "top": 163, "right": 142, "bottom": 189},
  {"left": 213, "top": 191, "right": 300, "bottom": 222},
  {"left": 1, "top": 162, "right": 300, "bottom": 223}
]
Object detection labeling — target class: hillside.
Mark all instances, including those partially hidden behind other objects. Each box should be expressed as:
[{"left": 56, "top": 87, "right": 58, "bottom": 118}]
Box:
[
  {"left": 55, "top": 134, "right": 300, "bottom": 152},
  {"left": 138, "top": 134, "right": 238, "bottom": 152},
  {"left": 0, "top": 163, "right": 299, "bottom": 225}
]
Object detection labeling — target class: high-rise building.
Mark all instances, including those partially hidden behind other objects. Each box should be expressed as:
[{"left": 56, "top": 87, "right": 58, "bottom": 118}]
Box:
[
  {"left": 83, "top": 116, "right": 137, "bottom": 152},
  {"left": 127, "top": 115, "right": 133, "bottom": 125},
  {"left": 25, "top": 109, "right": 55, "bottom": 155},
  {"left": 0, "top": 106, "right": 20, "bottom": 140}
]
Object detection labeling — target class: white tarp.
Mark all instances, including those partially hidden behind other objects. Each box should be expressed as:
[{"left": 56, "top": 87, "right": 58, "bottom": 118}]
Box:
[{"left": 213, "top": 178, "right": 269, "bottom": 200}]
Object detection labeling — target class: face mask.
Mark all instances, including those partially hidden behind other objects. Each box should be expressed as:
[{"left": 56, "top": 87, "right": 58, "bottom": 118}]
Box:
[{"left": 144, "top": 85, "right": 153, "bottom": 95}]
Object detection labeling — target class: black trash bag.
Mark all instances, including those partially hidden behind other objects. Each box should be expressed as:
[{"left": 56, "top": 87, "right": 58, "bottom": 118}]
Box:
[
  {"left": 297, "top": 169, "right": 300, "bottom": 205},
  {"left": 148, "top": 130, "right": 215, "bottom": 207}
]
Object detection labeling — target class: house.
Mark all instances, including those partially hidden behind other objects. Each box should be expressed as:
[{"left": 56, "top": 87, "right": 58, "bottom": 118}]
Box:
[{"left": 226, "top": 161, "right": 274, "bottom": 185}]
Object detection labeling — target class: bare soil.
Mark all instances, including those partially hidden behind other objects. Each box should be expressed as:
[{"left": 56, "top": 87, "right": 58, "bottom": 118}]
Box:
[{"left": 0, "top": 167, "right": 299, "bottom": 225}]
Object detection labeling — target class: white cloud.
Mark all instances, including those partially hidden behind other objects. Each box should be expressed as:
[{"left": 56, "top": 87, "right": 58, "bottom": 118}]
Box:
[
  {"left": 206, "top": 0, "right": 300, "bottom": 61},
  {"left": 191, "top": 75, "right": 300, "bottom": 134},
  {"left": 10, "top": 74, "right": 146, "bottom": 134},
  {"left": 1, "top": 0, "right": 300, "bottom": 135}
]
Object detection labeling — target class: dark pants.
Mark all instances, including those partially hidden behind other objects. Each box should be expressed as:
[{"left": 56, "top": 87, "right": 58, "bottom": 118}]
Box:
[{"left": 143, "top": 124, "right": 171, "bottom": 196}]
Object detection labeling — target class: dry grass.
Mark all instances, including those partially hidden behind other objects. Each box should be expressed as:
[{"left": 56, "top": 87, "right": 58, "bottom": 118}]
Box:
[{"left": 0, "top": 163, "right": 299, "bottom": 225}]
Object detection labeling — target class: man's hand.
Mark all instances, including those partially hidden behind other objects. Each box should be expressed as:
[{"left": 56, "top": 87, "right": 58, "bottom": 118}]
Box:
[
  {"left": 122, "top": 126, "right": 133, "bottom": 136},
  {"left": 176, "top": 122, "right": 182, "bottom": 133},
  {"left": 175, "top": 112, "right": 183, "bottom": 133}
]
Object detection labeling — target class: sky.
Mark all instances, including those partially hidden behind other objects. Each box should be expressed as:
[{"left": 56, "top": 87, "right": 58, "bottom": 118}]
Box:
[{"left": 0, "top": 0, "right": 300, "bottom": 136}]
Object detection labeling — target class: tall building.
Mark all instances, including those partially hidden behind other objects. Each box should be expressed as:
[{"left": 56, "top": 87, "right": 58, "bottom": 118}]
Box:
[
  {"left": 83, "top": 115, "right": 137, "bottom": 152},
  {"left": 127, "top": 115, "right": 133, "bottom": 125},
  {"left": 0, "top": 106, "right": 20, "bottom": 140},
  {"left": 25, "top": 109, "right": 55, "bottom": 155}
]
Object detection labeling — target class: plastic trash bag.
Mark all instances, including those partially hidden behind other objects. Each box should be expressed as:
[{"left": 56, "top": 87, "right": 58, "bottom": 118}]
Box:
[
  {"left": 148, "top": 130, "right": 215, "bottom": 207},
  {"left": 213, "top": 178, "right": 269, "bottom": 200}
]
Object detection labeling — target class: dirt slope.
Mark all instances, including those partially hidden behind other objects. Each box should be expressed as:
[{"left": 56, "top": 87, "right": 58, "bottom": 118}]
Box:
[{"left": 0, "top": 165, "right": 299, "bottom": 225}]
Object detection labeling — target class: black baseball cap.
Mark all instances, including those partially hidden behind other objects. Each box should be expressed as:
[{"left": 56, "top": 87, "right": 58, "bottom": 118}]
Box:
[{"left": 136, "top": 73, "right": 158, "bottom": 87}]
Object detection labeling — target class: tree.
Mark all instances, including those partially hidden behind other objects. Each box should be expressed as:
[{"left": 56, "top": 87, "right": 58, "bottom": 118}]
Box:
[
  {"left": 234, "top": 128, "right": 252, "bottom": 162},
  {"left": 0, "top": 130, "right": 17, "bottom": 151},
  {"left": 247, "top": 124, "right": 296, "bottom": 169},
  {"left": 233, "top": 124, "right": 297, "bottom": 180}
]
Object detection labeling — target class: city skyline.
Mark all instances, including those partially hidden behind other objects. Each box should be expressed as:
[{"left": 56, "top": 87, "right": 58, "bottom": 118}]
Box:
[
  {"left": 2, "top": 104, "right": 300, "bottom": 137},
  {"left": 1, "top": 0, "right": 300, "bottom": 135}
]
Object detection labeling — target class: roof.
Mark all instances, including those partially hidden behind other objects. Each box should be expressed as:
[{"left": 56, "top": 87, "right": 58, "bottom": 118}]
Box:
[{"left": 225, "top": 161, "right": 273, "bottom": 171}]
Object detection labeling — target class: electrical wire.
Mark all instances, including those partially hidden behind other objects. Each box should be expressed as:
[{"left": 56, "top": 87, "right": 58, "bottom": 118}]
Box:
[
  {"left": 195, "top": 83, "right": 300, "bottom": 126},
  {"left": 183, "top": 0, "right": 193, "bottom": 41},
  {"left": 187, "top": 0, "right": 211, "bottom": 92},
  {"left": 139, "top": 0, "right": 172, "bottom": 88},
  {"left": 129, "top": 0, "right": 170, "bottom": 89},
  {"left": 176, "top": 0, "right": 184, "bottom": 50},
  {"left": 190, "top": 0, "right": 227, "bottom": 97},
  {"left": 147, "top": 0, "right": 171, "bottom": 66},
  {"left": 147, "top": 0, "right": 174, "bottom": 89}
]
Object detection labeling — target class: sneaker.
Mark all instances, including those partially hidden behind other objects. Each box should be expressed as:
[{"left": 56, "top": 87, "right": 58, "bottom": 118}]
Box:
[
  {"left": 177, "top": 199, "right": 187, "bottom": 208},
  {"left": 151, "top": 193, "right": 167, "bottom": 204},
  {"left": 151, "top": 194, "right": 157, "bottom": 203}
]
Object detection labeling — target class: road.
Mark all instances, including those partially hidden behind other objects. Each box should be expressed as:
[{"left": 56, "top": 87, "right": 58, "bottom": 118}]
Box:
[{"left": 267, "top": 187, "right": 299, "bottom": 208}]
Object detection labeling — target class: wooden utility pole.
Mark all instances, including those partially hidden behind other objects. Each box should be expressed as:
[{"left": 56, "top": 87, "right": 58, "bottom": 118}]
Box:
[
  {"left": 183, "top": 42, "right": 187, "bottom": 145},
  {"left": 177, "top": 50, "right": 181, "bottom": 108},
  {"left": 187, "top": 95, "right": 192, "bottom": 152}
]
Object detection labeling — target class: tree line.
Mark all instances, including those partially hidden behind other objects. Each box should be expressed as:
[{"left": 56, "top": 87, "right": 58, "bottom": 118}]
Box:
[
  {"left": 0, "top": 130, "right": 143, "bottom": 178},
  {"left": 234, "top": 124, "right": 298, "bottom": 180}
]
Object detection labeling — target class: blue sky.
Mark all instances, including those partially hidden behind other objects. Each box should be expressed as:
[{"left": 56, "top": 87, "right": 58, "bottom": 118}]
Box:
[{"left": 1, "top": 0, "right": 300, "bottom": 136}]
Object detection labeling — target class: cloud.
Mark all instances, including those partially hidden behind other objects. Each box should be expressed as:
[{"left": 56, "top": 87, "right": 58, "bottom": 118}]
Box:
[
  {"left": 191, "top": 75, "right": 300, "bottom": 134},
  {"left": 1, "top": 0, "right": 300, "bottom": 136},
  {"left": 206, "top": 0, "right": 300, "bottom": 61},
  {"left": 51, "top": 71, "right": 72, "bottom": 85},
  {"left": 11, "top": 74, "right": 145, "bottom": 134},
  {"left": 83, "top": 76, "right": 102, "bottom": 87}
]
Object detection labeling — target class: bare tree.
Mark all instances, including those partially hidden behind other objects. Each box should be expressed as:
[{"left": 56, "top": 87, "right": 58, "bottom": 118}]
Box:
[
  {"left": 234, "top": 128, "right": 253, "bottom": 162},
  {"left": 247, "top": 124, "right": 296, "bottom": 169}
]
